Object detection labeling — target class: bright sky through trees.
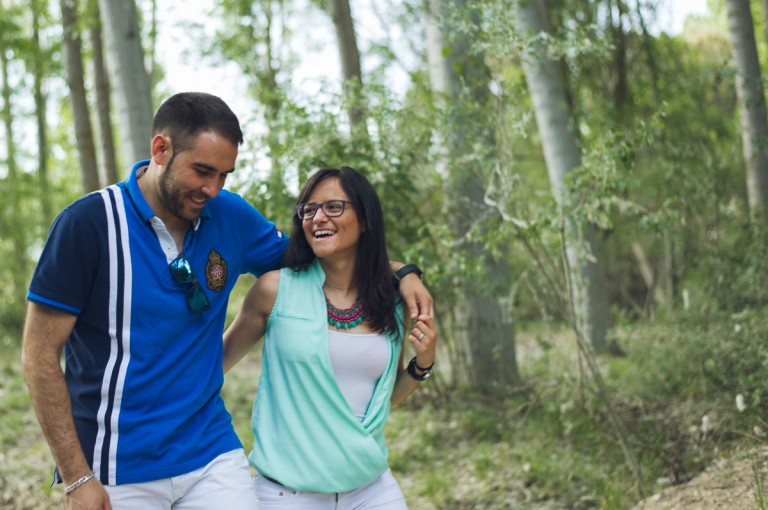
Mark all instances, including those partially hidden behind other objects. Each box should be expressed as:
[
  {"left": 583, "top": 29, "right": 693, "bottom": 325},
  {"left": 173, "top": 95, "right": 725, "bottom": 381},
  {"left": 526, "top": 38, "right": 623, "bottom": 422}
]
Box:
[
  {"left": 658, "top": 0, "right": 709, "bottom": 33},
  {"left": 155, "top": 0, "right": 710, "bottom": 114}
]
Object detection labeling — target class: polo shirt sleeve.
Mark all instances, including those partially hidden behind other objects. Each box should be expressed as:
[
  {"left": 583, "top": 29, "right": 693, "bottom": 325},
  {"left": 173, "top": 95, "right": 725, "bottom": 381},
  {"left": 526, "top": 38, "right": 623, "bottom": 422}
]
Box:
[
  {"left": 231, "top": 195, "right": 289, "bottom": 277},
  {"left": 28, "top": 200, "right": 103, "bottom": 315}
]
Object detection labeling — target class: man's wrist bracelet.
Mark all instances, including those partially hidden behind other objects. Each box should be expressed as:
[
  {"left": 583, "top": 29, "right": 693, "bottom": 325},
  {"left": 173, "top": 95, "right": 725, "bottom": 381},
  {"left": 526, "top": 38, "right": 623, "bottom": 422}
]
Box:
[
  {"left": 64, "top": 471, "right": 95, "bottom": 495},
  {"left": 393, "top": 264, "right": 423, "bottom": 290},
  {"left": 407, "top": 356, "right": 433, "bottom": 381}
]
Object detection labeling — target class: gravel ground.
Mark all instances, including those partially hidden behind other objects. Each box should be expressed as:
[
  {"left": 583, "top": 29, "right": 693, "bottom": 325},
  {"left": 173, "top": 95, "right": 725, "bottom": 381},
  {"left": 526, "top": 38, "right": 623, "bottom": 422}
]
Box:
[
  {"left": 631, "top": 446, "right": 768, "bottom": 510},
  {"left": 1, "top": 431, "right": 63, "bottom": 509}
]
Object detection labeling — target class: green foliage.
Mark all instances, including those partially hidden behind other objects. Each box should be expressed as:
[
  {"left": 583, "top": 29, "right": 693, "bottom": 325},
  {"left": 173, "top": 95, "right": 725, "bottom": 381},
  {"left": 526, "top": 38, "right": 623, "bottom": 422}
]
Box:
[
  {"left": 602, "top": 309, "right": 768, "bottom": 490},
  {"left": 685, "top": 225, "right": 768, "bottom": 312},
  {"left": 459, "top": 0, "right": 757, "bottom": 326},
  {"left": 0, "top": 341, "right": 31, "bottom": 448},
  {"left": 619, "top": 309, "right": 768, "bottom": 404}
]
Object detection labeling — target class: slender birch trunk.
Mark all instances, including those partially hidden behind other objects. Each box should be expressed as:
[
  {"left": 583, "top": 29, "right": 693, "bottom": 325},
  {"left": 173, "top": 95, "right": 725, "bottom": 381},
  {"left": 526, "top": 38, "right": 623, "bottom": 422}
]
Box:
[
  {"left": 513, "top": 0, "right": 611, "bottom": 350},
  {"left": 89, "top": 0, "right": 119, "bottom": 183},
  {"left": 328, "top": 0, "right": 369, "bottom": 139},
  {"left": 424, "top": 0, "right": 520, "bottom": 388},
  {"left": 726, "top": 0, "right": 768, "bottom": 221},
  {"left": 60, "top": 0, "right": 100, "bottom": 193},
  {"left": 98, "top": 0, "right": 153, "bottom": 165}
]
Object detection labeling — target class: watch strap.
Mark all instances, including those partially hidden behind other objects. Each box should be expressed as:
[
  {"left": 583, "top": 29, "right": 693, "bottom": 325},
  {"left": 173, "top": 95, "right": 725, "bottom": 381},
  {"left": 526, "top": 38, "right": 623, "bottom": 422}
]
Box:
[
  {"left": 393, "top": 264, "right": 423, "bottom": 288},
  {"left": 406, "top": 356, "right": 432, "bottom": 381}
]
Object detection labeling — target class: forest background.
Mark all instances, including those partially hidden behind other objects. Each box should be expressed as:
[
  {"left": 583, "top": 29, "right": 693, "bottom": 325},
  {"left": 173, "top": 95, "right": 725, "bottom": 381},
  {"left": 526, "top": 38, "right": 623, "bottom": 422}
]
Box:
[{"left": 2, "top": 0, "right": 768, "bottom": 508}]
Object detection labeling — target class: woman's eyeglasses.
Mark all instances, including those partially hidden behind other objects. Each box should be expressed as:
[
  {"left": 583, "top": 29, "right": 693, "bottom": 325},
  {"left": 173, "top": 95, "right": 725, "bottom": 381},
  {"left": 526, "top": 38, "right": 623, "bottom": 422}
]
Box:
[
  {"left": 296, "top": 200, "right": 353, "bottom": 220},
  {"left": 169, "top": 254, "right": 210, "bottom": 313}
]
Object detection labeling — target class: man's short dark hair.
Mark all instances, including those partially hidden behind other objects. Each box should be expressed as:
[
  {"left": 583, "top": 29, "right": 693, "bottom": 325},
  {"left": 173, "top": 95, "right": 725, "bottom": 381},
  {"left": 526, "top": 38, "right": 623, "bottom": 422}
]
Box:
[{"left": 152, "top": 92, "right": 244, "bottom": 154}]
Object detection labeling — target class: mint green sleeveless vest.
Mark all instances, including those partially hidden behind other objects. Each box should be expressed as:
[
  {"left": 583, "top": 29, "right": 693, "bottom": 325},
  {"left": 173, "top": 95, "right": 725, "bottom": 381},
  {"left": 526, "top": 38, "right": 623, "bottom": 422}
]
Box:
[{"left": 249, "top": 259, "right": 403, "bottom": 492}]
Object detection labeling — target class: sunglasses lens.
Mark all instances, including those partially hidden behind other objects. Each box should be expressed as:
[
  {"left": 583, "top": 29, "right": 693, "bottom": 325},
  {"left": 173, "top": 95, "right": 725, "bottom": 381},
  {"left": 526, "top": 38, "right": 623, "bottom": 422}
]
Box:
[
  {"left": 187, "top": 283, "right": 210, "bottom": 312},
  {"left": 170, "top": 256, "right": 195, "bottom": 283},
  {"left": 169, "top": 255, "right": 210, "bottom": 312}
]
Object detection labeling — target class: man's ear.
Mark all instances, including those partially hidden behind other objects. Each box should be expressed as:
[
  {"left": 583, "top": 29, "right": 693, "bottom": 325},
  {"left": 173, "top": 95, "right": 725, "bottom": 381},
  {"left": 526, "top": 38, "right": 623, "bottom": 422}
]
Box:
[{"left": 151, "top": 134, "right": 173, "bottom": 165}]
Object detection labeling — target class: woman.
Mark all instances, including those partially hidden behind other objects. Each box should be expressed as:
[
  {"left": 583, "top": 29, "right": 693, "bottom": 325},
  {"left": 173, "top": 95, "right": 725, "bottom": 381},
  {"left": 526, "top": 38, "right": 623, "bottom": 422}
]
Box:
[{"left": 223, "top": 166, "right": 437, "bottom": 508}]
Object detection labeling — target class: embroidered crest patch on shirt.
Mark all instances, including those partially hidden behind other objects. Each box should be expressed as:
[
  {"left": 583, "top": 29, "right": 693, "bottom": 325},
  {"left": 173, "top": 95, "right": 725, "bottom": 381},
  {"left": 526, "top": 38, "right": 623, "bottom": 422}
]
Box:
[{"left": 205, "top": 249, "right": 227, "bottom": 292}]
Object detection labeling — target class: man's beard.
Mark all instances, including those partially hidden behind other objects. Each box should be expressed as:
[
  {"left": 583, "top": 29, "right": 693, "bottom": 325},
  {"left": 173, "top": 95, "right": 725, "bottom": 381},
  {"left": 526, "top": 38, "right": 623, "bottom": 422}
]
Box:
[{"left": 158, "top": 155, "right": 199, "bottom": 222}]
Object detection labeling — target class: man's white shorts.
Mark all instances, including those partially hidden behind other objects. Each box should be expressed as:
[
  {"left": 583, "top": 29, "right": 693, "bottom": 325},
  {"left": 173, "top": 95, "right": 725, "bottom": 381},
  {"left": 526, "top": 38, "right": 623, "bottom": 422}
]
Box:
[{"left": 103, "top": 449, "right": 256, "bottom": 510}]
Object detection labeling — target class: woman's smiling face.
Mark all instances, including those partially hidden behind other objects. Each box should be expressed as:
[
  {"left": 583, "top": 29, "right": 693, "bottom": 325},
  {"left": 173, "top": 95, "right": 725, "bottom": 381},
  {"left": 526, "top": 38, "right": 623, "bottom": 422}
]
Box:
[{"left": 302, "top": 177, "right": 361, "bottom": 261}]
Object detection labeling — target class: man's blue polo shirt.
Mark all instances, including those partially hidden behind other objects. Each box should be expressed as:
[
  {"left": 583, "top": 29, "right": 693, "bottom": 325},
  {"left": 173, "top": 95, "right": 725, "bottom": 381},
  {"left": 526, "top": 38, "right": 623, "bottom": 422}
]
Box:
[{"left": 27, "top": 160, "right": 288, "bottom": 485}]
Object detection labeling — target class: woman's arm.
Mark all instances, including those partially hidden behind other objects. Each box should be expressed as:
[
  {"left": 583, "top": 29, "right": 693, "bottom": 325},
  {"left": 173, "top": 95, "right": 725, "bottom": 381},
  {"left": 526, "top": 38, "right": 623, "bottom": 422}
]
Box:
[
  {"left": 223, "top": 270, "right": 280, "bottom": 373},
  {"left": 391, "top": 311, "right": 437, "bottom": 405}
]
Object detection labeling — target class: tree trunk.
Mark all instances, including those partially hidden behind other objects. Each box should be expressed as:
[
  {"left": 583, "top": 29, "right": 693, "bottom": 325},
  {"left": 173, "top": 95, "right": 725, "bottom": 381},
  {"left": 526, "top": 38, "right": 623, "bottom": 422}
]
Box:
[
  {"left": 261, "top": 1, "right": 287, "bottom": 205},
  {"left": 726, "top": 0, "right": 768, "bottom": 221},
  {"left": 32, "top": 1, "right": 52, "bottom": 224},
  {"left": 89, "top": 0, "right": 119, "bottom": 183},
  {"left": 631, "top": 241, "right": 666, "bottom": 307},
  {"left": 425, "top": 0, "right": 520, "bottom": 388},
  {"left": 634, "top": 0, "right": 661, "bottom": 106},
  {"left": 61, "top": 0, "right": 101, "bottom": 193},
  {"left": 610, "top": 0, "right": 629, "bottom": 120},
  {"left": 328, "top": 0, "right": 369, "bottom": 139},
  {"left": 513, "top": 0, "right": 611, "bottom": 351},
  {"left": 98, "top": 0, "right": 153, "bottom": 165},
  {"left": 1, "top": 31, "right": 29, "bottom": 308}
]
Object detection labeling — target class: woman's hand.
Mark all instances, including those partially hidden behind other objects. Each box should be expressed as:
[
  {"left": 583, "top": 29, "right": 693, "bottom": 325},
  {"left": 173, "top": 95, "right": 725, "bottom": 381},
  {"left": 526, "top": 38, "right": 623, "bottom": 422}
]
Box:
[{"left": 408, "top": 314, "right": 437, "bottom": 368}]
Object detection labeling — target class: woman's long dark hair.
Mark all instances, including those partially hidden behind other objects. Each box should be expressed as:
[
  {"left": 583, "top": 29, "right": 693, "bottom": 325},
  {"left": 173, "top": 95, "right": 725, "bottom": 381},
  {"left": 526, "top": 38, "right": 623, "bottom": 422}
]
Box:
[{"left": 282, "top": 167, "right": 399, "bottom": 336}]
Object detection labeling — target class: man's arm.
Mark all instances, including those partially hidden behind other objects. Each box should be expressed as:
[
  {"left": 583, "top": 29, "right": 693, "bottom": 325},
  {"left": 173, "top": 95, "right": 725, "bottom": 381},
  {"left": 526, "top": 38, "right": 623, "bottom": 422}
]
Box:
[
  {"left": 223, "top": 270, "right": 279, "bottom": 373},
  {"left": 390, "top": 261, "right": 434, "bottom": 320},
  {"left": 21, "top": 303, "right": 111, "bottom": 509}
]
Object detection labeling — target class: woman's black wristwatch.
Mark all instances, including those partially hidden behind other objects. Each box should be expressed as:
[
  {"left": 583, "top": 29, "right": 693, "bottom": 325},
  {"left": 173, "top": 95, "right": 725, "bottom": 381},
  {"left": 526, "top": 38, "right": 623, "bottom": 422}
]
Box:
[
  {"left": 393, "top": 264, "right": 423, "bottom": 289},
  {"left": 406, "top": 356, "right": 433, "bottom": 381}
]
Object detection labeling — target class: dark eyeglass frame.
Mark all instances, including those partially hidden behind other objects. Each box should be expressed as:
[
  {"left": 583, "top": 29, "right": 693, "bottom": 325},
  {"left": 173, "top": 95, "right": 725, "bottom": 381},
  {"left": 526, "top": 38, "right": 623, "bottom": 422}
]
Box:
[
  {"left": 169, "top": 254, "right": 211, "bottom": 313},
  {"left": 296, "top": 199, "right": 353, "bottom": 220}
]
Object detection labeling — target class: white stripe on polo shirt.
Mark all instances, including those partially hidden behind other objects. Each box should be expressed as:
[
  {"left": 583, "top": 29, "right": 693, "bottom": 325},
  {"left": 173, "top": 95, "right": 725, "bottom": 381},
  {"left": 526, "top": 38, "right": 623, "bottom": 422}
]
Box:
[{"left": 93, "top": 186, "right": 133, "bottom": 485}]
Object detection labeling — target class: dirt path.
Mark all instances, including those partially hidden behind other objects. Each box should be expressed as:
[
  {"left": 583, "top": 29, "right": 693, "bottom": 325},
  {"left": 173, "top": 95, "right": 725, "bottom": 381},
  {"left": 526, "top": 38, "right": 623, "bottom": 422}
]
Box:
[{"left": 632, "top": 446, "right": 768, "bottom": 510}]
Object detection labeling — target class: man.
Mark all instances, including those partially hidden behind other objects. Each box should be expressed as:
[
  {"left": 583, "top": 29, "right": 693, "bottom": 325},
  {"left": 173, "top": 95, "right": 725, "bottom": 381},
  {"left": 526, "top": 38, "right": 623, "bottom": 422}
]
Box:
[{"left": 21, "top": 92, "right": 431, "bottom": 510}]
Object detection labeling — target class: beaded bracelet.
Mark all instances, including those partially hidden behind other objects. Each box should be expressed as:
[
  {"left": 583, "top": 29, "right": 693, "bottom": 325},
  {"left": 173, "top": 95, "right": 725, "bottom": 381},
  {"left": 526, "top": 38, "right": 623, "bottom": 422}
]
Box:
[{"left": 64, "top": 471, "right": 95, "bottom": 495}]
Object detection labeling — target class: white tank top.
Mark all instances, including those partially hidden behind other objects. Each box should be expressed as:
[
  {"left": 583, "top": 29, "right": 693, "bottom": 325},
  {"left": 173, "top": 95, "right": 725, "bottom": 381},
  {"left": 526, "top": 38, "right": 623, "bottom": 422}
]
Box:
[{"left": 328, "top": 330, "right": 390, "bottom": 421}]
